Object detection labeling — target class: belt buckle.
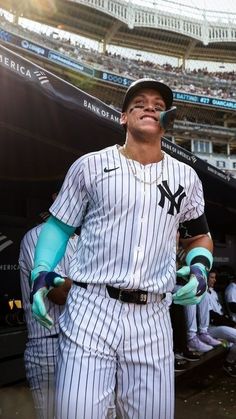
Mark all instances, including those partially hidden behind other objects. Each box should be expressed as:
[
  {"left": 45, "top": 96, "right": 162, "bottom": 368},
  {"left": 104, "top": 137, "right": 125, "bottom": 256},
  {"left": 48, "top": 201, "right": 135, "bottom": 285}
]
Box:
[
  {"left": 118, "top": 289, "right": 147, "bottom": 304},
  {"left": 118, "top": 289, "right": 129, "bottom": 303}
]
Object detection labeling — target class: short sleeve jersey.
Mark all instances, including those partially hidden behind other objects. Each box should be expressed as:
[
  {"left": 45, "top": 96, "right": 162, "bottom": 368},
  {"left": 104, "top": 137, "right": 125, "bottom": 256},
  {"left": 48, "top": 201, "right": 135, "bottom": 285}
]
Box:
[
  {"left": 208, "top": 288, "right": 224, "bottom": 315},
  {"left": 50, "top": 145, "right": 205, "bottom": 294},
  {"left": 225, "top": 282, "right": 236, "bottom": 322}
]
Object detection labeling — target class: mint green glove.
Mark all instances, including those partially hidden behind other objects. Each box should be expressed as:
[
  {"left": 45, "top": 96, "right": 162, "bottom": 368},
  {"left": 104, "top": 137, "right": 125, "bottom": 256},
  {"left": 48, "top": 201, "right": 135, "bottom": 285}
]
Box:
[
  {"left": 31, "top": 271, "right": 65, "bottom": 329},
  {"left": 173, "top": 247, "right": 213, "bottom": 306},
  {"left": 32, "top": 288, "right": 53, "bottom": 329},
  {"left": 31, "top": 216, "right": 76, "bottom": 328},
  {"left": 173, "top": 264, "right": 207, "bottom": 305}
]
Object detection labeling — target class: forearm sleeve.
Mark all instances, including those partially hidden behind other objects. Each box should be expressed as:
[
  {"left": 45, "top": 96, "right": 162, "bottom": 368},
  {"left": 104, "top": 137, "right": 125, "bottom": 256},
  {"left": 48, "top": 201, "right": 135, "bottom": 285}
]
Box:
[
  {"left": 185, "top": 247, "right": 213, "bottom": 271},
  {"left": 31, "top": 216, "right": 76, "bottom": 280}
]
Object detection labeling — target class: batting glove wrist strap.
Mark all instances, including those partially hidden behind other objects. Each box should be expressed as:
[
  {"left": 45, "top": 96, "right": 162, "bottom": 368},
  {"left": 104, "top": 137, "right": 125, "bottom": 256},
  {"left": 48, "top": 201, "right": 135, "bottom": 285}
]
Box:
[
  {"left": 31, "top": 264, "right": 51, "bottom": 282},
  {"left": 30, "top": 271, "right": 63, "bottom": 304},
  {"left": 174, "top": 259, "right": 209, "bottom": 306},
  {"left": 189, "top": 263, "right": 207, "bottom": 297},
  {"left": 173, "top": 265, "right": 207, "bottom": 306},
  {"left": 186, "top": 247, "right": 213, "bottom": 271}
]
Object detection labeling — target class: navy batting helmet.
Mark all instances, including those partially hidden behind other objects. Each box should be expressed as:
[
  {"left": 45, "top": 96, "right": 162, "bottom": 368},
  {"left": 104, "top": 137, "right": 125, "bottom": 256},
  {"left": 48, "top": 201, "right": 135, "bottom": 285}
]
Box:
[{"left": 122, "top": 78, "right": 173, "bottom": 112}]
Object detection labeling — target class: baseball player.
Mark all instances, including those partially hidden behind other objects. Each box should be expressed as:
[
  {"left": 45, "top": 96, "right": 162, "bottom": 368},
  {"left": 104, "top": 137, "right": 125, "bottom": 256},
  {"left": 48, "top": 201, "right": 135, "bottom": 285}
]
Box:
[
  {"left": 225, "top": 275, "right": 236, "bottom": 322},
  {"left": 19, "top": 223, "right": 78, "bottom": 419},
  {"left": 30, "top": 78, "right": 213, "bottom": 419},
  {"left": 207, "top": 270, "right": 236, "bottom": 377}
]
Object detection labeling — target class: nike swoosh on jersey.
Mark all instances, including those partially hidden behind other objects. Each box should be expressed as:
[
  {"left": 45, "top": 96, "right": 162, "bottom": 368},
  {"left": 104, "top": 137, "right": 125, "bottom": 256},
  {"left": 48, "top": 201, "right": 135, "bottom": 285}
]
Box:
[{"left": 104, "top": 167, "right": 120, "bottom": 172}]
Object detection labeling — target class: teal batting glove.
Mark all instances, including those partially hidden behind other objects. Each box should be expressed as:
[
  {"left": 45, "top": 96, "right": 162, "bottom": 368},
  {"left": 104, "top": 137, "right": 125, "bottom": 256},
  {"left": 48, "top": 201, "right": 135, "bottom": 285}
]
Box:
[
  {"left": 175, "top": 265, "right": 190, "bottom": 278},
  {"left": 173, "top": 263, "right": 208, "bottom": 306},
  {"left": 30, "top": 271, "right": 65, "bottom": 329},
  {"left": 173, "top": 246, "right": 213, "bottom": 306}
]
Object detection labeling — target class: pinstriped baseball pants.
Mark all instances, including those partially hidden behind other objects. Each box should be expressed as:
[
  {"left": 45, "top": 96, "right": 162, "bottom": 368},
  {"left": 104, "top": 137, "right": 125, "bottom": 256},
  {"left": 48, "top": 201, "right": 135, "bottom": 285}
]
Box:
[
  {"left": 55, "top": 284, "right": 174, "bottom": 419},
  {"left": 24, "top": 337, "right": 58, "bottom": 419}
]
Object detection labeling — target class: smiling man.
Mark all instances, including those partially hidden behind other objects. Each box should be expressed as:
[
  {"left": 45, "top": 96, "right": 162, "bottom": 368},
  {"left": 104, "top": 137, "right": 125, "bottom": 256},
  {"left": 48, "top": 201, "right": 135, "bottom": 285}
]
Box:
[{"left": 30, "top": 78, "right": 213, "bottom": 419}]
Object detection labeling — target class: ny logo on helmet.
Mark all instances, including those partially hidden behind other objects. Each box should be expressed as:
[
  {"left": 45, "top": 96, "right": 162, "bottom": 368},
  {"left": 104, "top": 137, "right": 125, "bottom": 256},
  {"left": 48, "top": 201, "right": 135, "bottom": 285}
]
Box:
[{"left": 157, "top": 181, "right": 186, "bottom": 215}]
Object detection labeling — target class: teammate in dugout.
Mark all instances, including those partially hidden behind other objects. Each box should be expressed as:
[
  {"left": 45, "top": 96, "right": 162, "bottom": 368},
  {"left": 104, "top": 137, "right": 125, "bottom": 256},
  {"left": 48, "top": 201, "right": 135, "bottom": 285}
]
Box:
[
  {"left": 19, "top": 223, "right": 77, "bottom": 419},
  {"left": 30, "top": 78, "right": 213, "bottom": 419}
]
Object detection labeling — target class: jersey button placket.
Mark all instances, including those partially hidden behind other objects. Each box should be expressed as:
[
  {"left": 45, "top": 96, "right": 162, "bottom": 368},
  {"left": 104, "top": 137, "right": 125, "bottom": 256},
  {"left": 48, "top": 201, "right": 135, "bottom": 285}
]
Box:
[{"left": 132, "top": 175, "right": 146, "bottom": 288}]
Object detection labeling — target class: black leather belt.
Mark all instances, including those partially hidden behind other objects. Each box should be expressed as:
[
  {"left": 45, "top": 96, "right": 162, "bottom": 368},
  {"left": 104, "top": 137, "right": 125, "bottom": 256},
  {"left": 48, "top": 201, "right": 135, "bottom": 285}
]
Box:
[
  {"left": 41, "top": 334, "right": 59, "bottom": 339},
  {"left": 73, "top": 282, "right": 165, "bottom": 305},
  {"left": 74, "top": 281, "right": 88, "bottom": 290},
  {"left": 106, "top": 285, "right": 148, "bottom": 304}
]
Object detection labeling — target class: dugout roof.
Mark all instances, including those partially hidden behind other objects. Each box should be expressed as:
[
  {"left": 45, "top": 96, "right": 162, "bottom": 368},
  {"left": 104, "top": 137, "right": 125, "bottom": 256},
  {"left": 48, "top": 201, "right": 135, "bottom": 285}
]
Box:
[{"left": 0, "top": 43, "right": 236, "bottom": 235}]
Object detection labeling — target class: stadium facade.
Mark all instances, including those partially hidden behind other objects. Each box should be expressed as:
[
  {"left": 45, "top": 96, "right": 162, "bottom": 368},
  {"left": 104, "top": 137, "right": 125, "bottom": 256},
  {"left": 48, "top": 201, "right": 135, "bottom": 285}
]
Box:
[{"left": 0, "top": 0, "right": 235, "bottom": 178}]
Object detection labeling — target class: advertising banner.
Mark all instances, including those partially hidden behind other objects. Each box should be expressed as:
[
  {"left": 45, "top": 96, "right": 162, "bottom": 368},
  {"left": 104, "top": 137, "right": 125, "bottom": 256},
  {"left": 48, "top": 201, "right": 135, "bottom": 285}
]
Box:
[{"left": 1, "top": 27, "right": 236, "bottom": 111}]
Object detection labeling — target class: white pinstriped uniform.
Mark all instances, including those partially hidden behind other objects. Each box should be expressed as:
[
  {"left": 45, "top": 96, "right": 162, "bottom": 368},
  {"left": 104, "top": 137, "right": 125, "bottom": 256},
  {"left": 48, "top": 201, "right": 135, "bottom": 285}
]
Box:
[
  {"left": 50, "top": 145, "right": 205, "bottom": 419},
  {"left": 225, "top": 283, "right": 236, "bottom": 322},
  {"left": 19, "top": 224, "right": 77, "bottom": 419},
  {"left": 207, "top": 288, "right": 224, "bottom": 315}
]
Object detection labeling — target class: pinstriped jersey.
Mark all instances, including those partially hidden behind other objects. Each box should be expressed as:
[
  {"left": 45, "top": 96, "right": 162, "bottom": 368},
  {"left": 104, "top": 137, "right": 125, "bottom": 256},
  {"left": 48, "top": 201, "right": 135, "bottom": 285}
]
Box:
[
  {"left": 19, "top": 224, "right": 78, "bottom": 338},
  {"left": 225, "top": 283, "right": 236, "bottom": 322},
  {"left": 50, "top": 145, "right": 205, "bottom": 294},
  {"left": 208, "top": 288, "right": 224, "bottom": 315}
]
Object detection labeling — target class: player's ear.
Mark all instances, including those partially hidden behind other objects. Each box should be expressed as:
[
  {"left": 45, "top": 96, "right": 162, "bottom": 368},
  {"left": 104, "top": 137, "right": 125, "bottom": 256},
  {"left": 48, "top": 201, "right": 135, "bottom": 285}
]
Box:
[{"left": 120, "top": 112, "right": 128, "bottom": 127}]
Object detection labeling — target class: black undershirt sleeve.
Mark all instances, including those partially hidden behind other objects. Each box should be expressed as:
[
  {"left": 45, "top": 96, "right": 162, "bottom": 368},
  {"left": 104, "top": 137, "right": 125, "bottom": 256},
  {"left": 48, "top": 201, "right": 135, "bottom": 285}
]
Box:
[{"left": 179, "top": 213, "right": 209, "bottom": 239}]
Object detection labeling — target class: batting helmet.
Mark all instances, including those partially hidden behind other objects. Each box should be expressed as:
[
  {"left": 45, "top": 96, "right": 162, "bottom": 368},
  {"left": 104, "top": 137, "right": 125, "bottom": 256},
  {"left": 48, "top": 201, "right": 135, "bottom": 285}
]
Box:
[{"left": 122, "top": 78, "right": 173, "bottom": 112}]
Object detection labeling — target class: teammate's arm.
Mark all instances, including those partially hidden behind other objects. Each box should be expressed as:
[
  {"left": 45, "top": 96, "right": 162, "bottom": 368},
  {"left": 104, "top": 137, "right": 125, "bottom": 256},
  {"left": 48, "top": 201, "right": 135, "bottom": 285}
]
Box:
[
  {"left": 30, "top": 215, "right": 76, "bottom": 328},
  {"left": 47, "top": 278, "right": 72, "bottom": 305}
]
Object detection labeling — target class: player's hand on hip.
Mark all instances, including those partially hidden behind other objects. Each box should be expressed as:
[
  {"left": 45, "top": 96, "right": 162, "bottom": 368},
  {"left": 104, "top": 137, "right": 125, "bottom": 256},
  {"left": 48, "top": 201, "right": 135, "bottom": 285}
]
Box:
[
  {"left": 30, "top": 271, "right": 65, "bottom": 329},
  {"left": 173, "top": 263, "right": 207, "bottom": 306}
]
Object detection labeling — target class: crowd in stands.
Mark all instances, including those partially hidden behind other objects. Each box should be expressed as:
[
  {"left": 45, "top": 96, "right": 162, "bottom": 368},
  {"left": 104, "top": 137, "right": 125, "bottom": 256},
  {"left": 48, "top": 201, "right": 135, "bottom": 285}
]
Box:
[{"left": 1, "top": 14, "right": 236, "bottom": 101}]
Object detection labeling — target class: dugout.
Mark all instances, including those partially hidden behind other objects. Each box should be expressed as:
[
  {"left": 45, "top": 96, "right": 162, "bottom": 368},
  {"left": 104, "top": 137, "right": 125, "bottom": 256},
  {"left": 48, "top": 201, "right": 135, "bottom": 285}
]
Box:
[{"left": 0, "top": 43, "right": 236, "bottom": 300}]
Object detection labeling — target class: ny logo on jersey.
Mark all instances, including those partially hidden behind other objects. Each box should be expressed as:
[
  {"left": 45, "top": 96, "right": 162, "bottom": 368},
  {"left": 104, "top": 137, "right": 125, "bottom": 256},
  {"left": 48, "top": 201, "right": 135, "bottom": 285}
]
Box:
[{"left": 157, "top": 181, "right": 186, "bottom": 215}]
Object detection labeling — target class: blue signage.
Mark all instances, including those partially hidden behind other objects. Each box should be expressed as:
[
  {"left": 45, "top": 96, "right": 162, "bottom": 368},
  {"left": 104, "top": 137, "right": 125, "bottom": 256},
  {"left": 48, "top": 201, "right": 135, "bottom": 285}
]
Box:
[
  {"left": 0, "top": 29, "right": 14, "bottom": 43},
  {"left": 0, "top": 26, "right": 236, "bottom": 112},
  {"left": 173, "top": 91, "right": 236, "bottom": 111},
  {"left": 48, "top": 51, "right": 94, "bottom": 76},
  {"left": 94, "top": 70, "right": 133, "bottom": 87},
  {"left": 21, "top": 39, "right": 46, "bottom": 56},
  {"left": 94, "top": 71, "right": 236, "bottom": 111},
  {"left": 0, "top": 27, "right": 94, "bottom": 77}
]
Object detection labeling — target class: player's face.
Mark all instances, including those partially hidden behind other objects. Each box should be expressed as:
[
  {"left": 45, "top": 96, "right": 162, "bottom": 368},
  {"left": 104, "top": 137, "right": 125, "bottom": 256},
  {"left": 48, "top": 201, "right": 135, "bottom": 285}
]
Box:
[
  {"left": 208, "top": 272, "right": 217, "bottom": 288},
  {"left": 120, "top": 89, "right": 166, "bottom": 139}
]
